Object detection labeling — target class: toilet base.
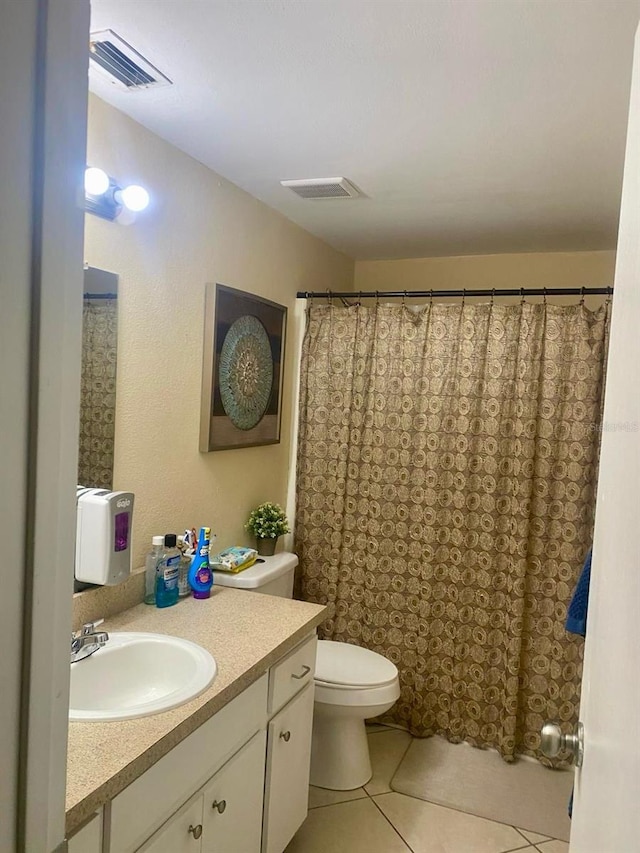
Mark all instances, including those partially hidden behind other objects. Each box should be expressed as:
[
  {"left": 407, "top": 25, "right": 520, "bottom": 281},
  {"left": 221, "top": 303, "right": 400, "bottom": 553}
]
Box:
[{"left": 310, "top": 711, "right": 372, "bottom": 790}]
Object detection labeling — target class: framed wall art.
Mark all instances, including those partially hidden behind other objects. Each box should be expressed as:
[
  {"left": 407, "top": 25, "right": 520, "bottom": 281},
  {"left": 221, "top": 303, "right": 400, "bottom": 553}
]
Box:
[{"left": 200, "top": 283, "right": 287, "bottom": 451}]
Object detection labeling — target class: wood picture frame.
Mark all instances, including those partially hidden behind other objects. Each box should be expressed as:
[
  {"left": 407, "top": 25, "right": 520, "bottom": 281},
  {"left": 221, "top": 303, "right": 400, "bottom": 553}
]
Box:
[{"left": 200, "top": 283, "right": 287, "bottom": 451}]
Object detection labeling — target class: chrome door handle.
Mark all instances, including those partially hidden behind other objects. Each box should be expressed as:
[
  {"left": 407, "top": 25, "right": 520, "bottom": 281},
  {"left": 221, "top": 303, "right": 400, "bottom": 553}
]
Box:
[
  {"left": 212, "top": 799, "right": 226, "bottom": 814},
  {"left": 291, "top": 665, "right": 311, "bottom": 680},
  {"left": 279, "top": 730, "right": 291, "bottom": 742},
  {"left": 540, "top": 721, "right": 584, "bottom": 767}
]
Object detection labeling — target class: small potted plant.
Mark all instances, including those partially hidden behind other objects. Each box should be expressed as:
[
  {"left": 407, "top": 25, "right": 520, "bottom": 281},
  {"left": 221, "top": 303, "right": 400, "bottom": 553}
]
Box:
[{"left": 246, "top": 502, "right": 290, "bottom": 556}]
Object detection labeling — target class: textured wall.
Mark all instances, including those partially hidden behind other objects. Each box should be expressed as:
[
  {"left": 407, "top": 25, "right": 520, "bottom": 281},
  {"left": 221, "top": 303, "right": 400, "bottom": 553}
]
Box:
[
  {"left": 354, "top": 251, "right": 616, "bottom": 308},
  {"left": 84, "top": 94, "right": 354, "bottom": 569}
]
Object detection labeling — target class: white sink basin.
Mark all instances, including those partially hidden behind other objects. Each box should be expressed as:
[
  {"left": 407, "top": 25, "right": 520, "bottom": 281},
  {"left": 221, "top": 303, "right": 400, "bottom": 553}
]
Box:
[{"left": 69, "top": 632, "right": 217, "bottom": 722}]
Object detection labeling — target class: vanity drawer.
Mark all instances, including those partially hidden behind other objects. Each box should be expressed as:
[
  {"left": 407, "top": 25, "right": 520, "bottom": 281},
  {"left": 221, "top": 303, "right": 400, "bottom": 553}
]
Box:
[
  {"left": 268, "top": 634, "right": 316, "bottom": 715},
  {"left": 109, "top": 673, "right": 268, "bottom": 853}
]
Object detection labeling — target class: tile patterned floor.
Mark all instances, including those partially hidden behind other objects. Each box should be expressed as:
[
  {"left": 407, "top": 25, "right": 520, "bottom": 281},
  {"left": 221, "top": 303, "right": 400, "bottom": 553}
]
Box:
[{"left": 286, "top": 728, "right": 570, "bottom": 853}]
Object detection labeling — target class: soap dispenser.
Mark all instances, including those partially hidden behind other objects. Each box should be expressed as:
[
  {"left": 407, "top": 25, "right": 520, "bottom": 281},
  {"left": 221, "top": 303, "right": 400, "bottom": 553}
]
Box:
[{"left": 75, "top": 487, "right": 134, "bottom": 586}]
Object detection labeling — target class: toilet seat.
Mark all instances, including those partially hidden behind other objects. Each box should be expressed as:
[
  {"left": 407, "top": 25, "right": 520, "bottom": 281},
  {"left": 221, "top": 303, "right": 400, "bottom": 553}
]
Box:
[
  {"left": 314, "top": 640, "right": 399, "bottom": 688},
  {"left": 313, "top": 640, "right": 400, "bottom": 707}
]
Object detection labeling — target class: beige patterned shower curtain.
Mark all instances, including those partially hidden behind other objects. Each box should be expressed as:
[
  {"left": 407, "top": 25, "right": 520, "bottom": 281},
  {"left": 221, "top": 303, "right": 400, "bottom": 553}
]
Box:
[
  {"left": 78, "top": 298, "right": 117, "bottom": 489},
  {"left": 295, "top": 301, "right": 609, "bottom": 762}
]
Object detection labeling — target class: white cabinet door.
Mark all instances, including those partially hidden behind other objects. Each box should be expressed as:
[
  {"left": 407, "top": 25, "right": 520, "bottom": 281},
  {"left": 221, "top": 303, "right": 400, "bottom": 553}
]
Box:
[
  {"left": 202, "top": 730, "right": 266, "bottom": 853},
  {"left": 68, "top": 812, "right": 102, "bottom": 853},
  {"left": 262, "top": 683, "right": 315, "bottom": 853},
  {"left": 137, "top": 796, "right": 204, "bottom": 853}
]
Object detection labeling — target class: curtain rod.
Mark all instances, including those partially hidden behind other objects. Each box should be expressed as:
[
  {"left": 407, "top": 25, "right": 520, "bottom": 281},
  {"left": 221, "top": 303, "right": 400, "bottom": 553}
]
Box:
[{"left": 296, "top": 286, "right": 613, "bottom": 299}]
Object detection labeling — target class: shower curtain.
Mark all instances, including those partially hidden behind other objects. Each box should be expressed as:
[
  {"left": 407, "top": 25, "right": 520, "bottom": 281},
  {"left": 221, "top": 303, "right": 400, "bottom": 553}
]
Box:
[
  {"left": 295, "top": 300, "right": 609, "bottom": 762},
  {"left": 78, "top": 298, "right": 118, "bottom": 490}
]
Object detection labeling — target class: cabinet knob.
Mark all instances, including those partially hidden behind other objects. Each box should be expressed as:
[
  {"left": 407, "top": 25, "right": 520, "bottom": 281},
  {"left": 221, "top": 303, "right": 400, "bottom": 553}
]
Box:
[
  {"left": 188, "top": 824, "right": 203, "bottom": 840},
  {"left": 279, "top": 730, "right": 291, "bottom": 742},
  {"left": 212, "top": 799, "right": 227, "bottom": 814}
]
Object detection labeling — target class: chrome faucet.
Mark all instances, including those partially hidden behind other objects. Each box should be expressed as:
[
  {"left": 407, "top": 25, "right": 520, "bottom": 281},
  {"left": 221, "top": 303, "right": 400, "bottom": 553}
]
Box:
[{"left": 71, "top": 619, "right": 109, "bottom": 663}]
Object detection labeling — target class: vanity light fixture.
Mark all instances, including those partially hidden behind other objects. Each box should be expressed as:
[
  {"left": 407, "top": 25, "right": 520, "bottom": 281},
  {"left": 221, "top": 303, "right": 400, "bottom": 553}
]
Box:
[{"left": 84, "top": 166, "right": 150, "bottom": 221}]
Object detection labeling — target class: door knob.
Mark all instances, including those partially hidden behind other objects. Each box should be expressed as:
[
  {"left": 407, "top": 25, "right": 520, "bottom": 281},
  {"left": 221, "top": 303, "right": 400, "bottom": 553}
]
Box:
[
  {"left": 212, "top": 799, "right": 226, "bottom": 814},
  {"left": 279, "top": 730, "right": 291, "bottom": 742},
  {"left": 540, "top": 721, "right": 584, "bottom": 767}
]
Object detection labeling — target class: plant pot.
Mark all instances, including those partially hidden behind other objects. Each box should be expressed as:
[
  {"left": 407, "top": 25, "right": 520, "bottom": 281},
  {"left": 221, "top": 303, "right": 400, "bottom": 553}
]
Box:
[{"left": 256, "top": 537, "right": 278, "bottom": 556}]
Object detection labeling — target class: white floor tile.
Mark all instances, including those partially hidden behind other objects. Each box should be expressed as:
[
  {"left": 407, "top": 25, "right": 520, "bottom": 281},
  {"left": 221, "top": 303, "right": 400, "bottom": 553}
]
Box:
[
  {"left": 285, "top": 797, "right": 411, "bottom": 853},
  {"left": 365, "top": 729, "right": 413, "bottom": 795},
  {"left": 308, "top": 785, "right": 367, "bottom": 809},
  {"left": 374, "top": 792, "right": 531, "bottom": 853},
  {"left": 535, "top": 841, "right": 570, "bottom": 853},
  {"left": 518, "top": 829, "right": 551, "bottom": 844}
]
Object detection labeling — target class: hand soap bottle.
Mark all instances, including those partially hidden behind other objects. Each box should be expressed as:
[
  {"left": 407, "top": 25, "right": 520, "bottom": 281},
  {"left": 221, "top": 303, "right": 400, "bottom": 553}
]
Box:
[
  {"left": 188, "top": 526, "right": 213, "bottom": 599},
  {"left": 155, "top": 534, "right": 180, "bottom": 608}
]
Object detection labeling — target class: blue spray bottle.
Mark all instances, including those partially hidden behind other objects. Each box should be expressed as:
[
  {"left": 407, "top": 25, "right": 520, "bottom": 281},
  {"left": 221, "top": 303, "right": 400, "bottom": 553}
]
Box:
[{"left": 188, "top": 527, "right": 213, "bottom": 599}]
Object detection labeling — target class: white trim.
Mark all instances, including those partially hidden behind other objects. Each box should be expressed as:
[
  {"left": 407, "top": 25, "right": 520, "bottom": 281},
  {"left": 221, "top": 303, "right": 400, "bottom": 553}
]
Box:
[
  {"left": 0, "top": 2, "right": 40, "bottom": 849},
  {"left": 19, "top": 1, "right": 90, "bottom": 850}
]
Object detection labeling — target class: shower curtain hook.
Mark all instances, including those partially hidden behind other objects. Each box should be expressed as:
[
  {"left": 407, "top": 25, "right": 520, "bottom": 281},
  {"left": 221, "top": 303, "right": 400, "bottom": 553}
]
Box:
[
  {"left": 429, "top": 289, "right": 434, "bottom": 308},
  {"left": 462, "top": 288, "right": 466, "bottom": 309},
  {"left": 375, "top": 290, "right": 380, "bottom": 306},
  {"left": 402, "top": 290, "right": 407, "bottom": 307},
  {"left": 543, "top": 287, "right": 547, "bottom": 305},
  {"left": 580, "top": 286, "right": 586, "bottom": 306},
  {"left": 358, "top": 290, "right": 363, "bottom": 307},
  {"left": 490, "top": 288, "right": 496, "bottom": 306},
  {"left": 520, "top": 287, "right": 525, "bottom": 306},
  {"left": 326, "top": 288, "right": 333, "bottom": 306}
]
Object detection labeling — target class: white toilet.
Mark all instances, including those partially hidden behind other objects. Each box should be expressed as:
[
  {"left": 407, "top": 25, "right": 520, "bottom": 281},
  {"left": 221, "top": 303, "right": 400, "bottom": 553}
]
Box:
[{"left": 211, "top": 552, "right": 400, "bottom": 790}]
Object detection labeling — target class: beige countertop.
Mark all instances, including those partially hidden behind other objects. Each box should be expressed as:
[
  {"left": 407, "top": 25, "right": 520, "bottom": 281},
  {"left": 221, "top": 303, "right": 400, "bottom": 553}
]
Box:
[{"left": 66, "top": 587, "right": 326, "bottom": 836}]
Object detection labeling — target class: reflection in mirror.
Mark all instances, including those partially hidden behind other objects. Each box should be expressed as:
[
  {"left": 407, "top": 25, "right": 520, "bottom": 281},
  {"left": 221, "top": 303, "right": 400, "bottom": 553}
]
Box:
[{"left": 78, "top": 266, "right": 118, "bottom": 490}]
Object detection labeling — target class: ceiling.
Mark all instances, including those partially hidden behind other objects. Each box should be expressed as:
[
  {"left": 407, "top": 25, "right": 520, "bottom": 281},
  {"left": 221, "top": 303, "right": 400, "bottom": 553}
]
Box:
[{"left": 89, "top": 0, "right": 640, "bottom": 260}]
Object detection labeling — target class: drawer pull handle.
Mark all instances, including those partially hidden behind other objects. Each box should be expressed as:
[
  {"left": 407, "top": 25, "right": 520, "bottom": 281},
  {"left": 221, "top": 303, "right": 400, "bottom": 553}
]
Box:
[
  {"left": 280, "top": 730, "right": 291, "bottom": 742},
  {"left": 212, "top": 799, "right": 227, "bottom": 814},
  {"left": 291, "top": 665, "right": 311, "bottom": 680},
  {"left": 188, "top": 824, "right": 203, "bottom": 840}
]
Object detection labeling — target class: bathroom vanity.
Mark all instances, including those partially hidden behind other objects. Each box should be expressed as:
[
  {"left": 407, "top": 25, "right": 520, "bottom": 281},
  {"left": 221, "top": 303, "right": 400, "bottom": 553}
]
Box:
[{"left": 66, "top": 587, "right": 326, "bottom": 853}]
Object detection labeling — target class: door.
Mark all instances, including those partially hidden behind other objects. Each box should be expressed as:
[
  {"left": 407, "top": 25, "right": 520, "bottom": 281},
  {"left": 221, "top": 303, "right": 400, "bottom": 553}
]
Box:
[
  {"left": 202, "top": 730, "right": 266, "bottom": 853},
  {"left": 568, "top": 23, "right": 640, "bottom": 853},
  {"left": 137, "top": 796, "right": 204, "bottom": 853},
  {"left": 0, "top": 1, "right": 89, "bottom": 850},
  {"left": 262, "top": 683, "right": 315, "bottom": 853}
]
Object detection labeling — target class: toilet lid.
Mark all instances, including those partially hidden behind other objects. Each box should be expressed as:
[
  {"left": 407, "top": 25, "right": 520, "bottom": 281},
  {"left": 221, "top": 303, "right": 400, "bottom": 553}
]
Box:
[{"left": 315, "top": 640, "right": 398, "bottom": 688}]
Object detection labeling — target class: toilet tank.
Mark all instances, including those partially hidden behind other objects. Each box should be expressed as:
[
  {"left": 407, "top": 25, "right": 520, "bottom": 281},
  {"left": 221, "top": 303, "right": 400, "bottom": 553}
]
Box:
[{"left": 211, "top": 552, "right": 298, "bottom": 598}]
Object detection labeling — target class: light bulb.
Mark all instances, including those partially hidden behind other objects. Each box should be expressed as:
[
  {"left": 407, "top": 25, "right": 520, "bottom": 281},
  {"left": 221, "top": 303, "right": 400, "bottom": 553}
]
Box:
[
  {"left": 119, "top": 184, "right": 149, "bottom": 212},
  {"left": 84, "top": 167, "right": 109, "bottom": 196}
]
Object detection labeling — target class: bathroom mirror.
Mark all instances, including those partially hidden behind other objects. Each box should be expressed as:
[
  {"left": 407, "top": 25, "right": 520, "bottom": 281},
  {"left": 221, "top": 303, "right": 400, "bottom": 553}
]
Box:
[{"left": 78, "top": 265, "right": 119, "bottom": 490}]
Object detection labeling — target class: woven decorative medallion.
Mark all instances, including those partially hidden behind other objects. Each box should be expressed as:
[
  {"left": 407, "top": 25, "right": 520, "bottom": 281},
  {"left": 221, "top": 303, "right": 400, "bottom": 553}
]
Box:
[{"left": 218, "top": 315, "right": 273, "bottom": 430}]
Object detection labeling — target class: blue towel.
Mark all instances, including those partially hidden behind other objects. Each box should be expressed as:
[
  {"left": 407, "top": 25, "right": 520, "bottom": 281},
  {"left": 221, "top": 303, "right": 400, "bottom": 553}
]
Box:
[{"left": 566, "top": 549, "right": 592, "bottom": 637}]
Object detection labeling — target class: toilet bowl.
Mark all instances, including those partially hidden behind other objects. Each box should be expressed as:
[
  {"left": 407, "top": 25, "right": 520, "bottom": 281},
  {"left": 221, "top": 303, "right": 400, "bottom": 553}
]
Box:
[
  {"left": 211, "top": 553, "right": 401, "bottom": 790},
  {"left": 310, "top": 640, "right": 400, "bottom": 790}
]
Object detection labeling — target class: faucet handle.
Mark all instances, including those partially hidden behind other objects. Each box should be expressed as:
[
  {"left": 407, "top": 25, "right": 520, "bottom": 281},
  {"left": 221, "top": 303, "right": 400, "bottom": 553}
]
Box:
[{"left": 81, "top": 619, "right": 104, "bottom": 635}]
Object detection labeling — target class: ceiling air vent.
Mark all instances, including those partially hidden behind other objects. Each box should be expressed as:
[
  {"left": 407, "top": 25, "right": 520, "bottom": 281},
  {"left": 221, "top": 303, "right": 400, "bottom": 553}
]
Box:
[
  {"left": 280, "top": 177, "right": 360, "bottom": 200},
  {"left": 89, "top": 30, "right": 172, "bottom": 91}
]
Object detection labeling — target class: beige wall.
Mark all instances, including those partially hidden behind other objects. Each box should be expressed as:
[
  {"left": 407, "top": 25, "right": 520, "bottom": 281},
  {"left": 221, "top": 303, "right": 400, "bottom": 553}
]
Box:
[
  {"left": 354, "top": 251, "right": 616, "bottom": 307},
  {"left": 84, "top": 95, "right": 354, "bottom": 568}
]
